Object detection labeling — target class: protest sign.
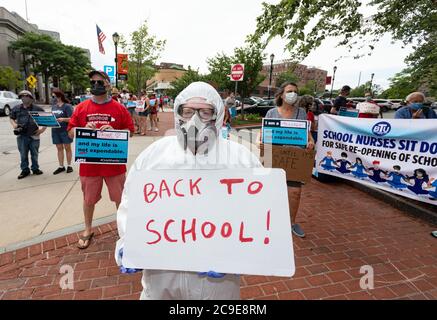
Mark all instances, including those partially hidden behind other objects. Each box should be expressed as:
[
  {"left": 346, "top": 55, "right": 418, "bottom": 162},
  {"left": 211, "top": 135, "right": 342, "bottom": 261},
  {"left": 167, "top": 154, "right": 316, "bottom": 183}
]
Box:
[
  {"left": 356, "top": 102, "right": 380, "bottom": 115},
  {"left": 135, "top": 101, "right": 145, "bottom": 113},
  {"left": 29, "top": 111, "right": 60, "bottom": 128},
  {"left": 123, "top": 169, "right": 295, "bottom": 277},
  {"left": 74, "top": 128, "right": 129, "bottom": 164},
  {"left": 338, "top": 107, "right": 359, "bottom": 118},
  {"left": 262, "top": 118, "right": 308, "bottom": 147},
  {"left": 262, "top": 145, "right": 315, "bottom": 183},
  {"left": 317, "top": 114, "right": 437, "bottom": 205}
]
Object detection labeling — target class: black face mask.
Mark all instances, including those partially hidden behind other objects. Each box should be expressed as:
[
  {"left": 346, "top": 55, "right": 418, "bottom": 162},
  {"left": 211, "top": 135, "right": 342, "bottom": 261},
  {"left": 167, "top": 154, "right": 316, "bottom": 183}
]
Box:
[{"left": 91, "top": 83, "right": 107, "bottom": 96}]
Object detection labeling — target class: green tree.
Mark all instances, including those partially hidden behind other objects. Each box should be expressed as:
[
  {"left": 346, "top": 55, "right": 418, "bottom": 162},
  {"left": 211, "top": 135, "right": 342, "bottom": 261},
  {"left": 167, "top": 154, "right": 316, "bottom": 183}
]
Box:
[
  {"left": 120, "top": 21, "right": 166, "bottom": 95},
  {"left": 275, "top": 70, "right": 298, "bottom": 88},
  {"left": 251, "top": 0, "right": 437, "bottom": 95},
  {"left": 299, "top": 80, "right": 318, "bottom": 96},
  {"left": 207, "top": 41, "right": 266, "bottom": 113},
  {"left": 168, "top": 68, "right": 207, "bottom": 98},
  {"left": 10, "top": 32, "right": 91, "bottom": 102},
  {"left": 379, "top": 70, "right": 416, "bottom": 99},
  {"left": 0, "top": 66, "right": 22, "bottom": 90}
]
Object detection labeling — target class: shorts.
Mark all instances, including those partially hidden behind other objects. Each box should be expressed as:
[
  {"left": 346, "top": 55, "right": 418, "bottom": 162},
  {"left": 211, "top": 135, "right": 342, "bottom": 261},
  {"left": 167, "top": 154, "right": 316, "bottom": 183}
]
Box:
[
  {"left": 80, "top": 174, "right": 126, "bottom": 205},
  {"left": 52, "top": 129, "right": 73, "bottom": 145},
  {"left": 128, "top": 108, "right": 137, "bottom": 116},
  {"left": 138, "top": 109, "right": 150, "bottom": 117}
]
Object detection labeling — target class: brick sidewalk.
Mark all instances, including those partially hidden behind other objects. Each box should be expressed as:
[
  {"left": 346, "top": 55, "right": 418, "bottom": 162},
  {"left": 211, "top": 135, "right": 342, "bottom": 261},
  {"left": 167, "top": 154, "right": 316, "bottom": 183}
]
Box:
[{"left": 1, "top": 178, "right": 436, "bottom": 300}]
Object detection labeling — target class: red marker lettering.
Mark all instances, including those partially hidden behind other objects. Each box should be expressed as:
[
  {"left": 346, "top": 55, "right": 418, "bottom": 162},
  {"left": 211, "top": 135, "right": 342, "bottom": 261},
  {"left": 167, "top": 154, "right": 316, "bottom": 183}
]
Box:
[
  {"left": 221, "top": 222, "right": 233, "bottom": 238},
  {"left": 264, "top": 210, "right": 271, "bottom": 245},
  {"left": 181, "top": 219, "right": 197, "bottom": 243},
  {"left": 146, "top": 220, "right": 161, "bottom": 245},
  {"left": 144, "top": 183, "right": 157, "bottom": 204},
  {"left": 164, "top": 219, "right": 177, "bottom": 243},
  {"left": 159, "top": 180, "right": 171, "bottom": 199},
  {"left": 248, "top": 181, "right": 263, "bottom": 195},
  {"left": 220, "top": 179, "right": 244, "bottom": 195},
  {"left": 239, "top": 222, "right": 254, "bottom": 243},
  {"left": 174, "top": 179, "right": 185, "bottom": 197},
  {"left": 190, "top": 178, "right": 202, "bottom": 196},
  {"left": 201, "top": 222, "right": 217, "bottom": 239}
]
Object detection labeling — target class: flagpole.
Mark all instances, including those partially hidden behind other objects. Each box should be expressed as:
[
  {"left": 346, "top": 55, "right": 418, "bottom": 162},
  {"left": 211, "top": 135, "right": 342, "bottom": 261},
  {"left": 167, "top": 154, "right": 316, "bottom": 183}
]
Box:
[{"left": 25, "top": 0, "right": 29, "bottom": 22}]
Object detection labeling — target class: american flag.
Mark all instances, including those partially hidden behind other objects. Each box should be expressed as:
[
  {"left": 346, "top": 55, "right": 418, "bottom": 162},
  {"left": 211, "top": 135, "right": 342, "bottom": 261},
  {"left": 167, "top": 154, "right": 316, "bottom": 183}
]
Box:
[{"left": 96, "top": 25, "right": 106, "bottom": 54}]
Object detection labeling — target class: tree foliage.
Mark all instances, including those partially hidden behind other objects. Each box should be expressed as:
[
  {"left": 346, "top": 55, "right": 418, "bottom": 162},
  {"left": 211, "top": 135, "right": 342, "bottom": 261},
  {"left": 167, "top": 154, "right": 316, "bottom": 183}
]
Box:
[
  {"left": 207, "top": 41, "right": 266, "bottom": 100},
  {"left": 275, "top": 70, "right": 298, "bottom": 88},
  {"left": 379, "top": 70, "right": 417, "bottom": 99},
  {"left": 251, "top": 0, "right": 437, "bottom": 95},
  {"left": 167, "top": 68, "right": 208, "bottom": 98},
  {"left": 10, "top": 32, "right": 91, "bottom": 101},
  {"left": 0, "top": 66, "right": 22, "bottom": 90},
  {"left": 120, "top": 21, "right": 166, "bottom": 95}
]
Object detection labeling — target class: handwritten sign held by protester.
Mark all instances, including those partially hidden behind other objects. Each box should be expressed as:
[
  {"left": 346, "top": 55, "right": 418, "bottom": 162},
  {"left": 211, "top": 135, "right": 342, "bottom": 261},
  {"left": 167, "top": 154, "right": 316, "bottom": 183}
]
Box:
[
  {"left": 262, "top": 145, "right": 316, "bottom": 183},
  {"left": 29, "top": 111, "right": 60, "bottom": 128},
  {"left": 122, "top": 169, "right": 295, "bottom": 277},
  {"left": 74, "top": 128, "right": 129, "bottom": 164},
  {"left": 262, "top": 118, "right": 309, "bottom": 147}
]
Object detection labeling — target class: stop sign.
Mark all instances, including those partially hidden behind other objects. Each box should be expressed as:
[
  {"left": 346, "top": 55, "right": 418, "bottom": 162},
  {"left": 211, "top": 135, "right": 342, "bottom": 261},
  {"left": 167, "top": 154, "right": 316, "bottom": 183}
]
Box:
[{"left": 230, "top": 64, "right": 245, "bottom": 81}]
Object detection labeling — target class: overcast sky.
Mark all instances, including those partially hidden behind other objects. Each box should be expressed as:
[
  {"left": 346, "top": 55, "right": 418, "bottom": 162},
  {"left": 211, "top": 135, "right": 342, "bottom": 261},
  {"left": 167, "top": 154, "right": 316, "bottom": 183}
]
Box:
[{"left": 3, "top": 0, "right": 413, "bottom": 90}]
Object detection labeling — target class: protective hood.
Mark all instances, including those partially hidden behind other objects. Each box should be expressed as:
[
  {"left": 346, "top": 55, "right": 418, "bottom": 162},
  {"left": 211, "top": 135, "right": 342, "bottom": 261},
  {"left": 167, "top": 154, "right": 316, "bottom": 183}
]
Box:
[{"left": 174, "top": 82, "right": 224, "bottom": 133}]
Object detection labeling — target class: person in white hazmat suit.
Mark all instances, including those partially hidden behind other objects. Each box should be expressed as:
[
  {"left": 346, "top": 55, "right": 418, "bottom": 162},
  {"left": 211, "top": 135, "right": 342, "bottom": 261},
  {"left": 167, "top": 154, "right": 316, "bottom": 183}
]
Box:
[{"left": 115, "top": 82, "right": 262, "bottom": 300}]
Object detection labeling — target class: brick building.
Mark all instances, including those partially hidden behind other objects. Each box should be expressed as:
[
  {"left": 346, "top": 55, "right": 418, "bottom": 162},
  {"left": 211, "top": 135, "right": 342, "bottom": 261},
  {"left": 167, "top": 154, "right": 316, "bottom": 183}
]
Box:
[
  {"left": 256, "top": 59, "right": 328, "bottom": 97},
  {"left": 146, "top": 62, "right": 187, "bottom": 93}
]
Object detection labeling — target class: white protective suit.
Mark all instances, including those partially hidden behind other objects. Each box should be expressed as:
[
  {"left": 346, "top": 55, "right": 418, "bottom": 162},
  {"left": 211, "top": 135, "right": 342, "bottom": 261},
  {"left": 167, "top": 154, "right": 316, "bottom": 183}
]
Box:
[{"left": 115, "top": 82, "right": 262, "bottom": 300}]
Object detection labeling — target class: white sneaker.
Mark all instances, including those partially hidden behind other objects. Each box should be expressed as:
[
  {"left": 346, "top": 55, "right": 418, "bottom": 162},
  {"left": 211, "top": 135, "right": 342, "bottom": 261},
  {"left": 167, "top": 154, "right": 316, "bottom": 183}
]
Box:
[{"left": 154, "top": 128, "right": 159, "bottom": 132}]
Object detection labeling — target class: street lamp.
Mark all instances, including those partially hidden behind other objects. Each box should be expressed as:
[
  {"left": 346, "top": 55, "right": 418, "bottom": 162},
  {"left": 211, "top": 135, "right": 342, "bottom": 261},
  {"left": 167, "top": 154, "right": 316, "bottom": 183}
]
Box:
[
  {"left": 330, "top": 66, "right": 337, "bottom": 99},
  {"left": 268, "top": 53, "right": 275, "bottom": 99},
  {"left": 369, "top": 73, "right": 375, "bottom": 96},
  {"left": 112, "top": 32, "right": 120, "bottom": 89}
]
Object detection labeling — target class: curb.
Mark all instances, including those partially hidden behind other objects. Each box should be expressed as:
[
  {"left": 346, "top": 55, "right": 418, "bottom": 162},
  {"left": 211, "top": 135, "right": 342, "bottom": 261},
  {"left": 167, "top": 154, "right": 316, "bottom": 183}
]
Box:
[{"left": 0, "top": 214, "right": 116, "bottom": 254}]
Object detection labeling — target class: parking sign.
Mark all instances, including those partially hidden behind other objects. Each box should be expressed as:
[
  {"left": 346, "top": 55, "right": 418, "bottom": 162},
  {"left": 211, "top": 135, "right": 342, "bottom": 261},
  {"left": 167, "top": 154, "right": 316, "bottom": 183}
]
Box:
[{"left": 104, "top": 65, "right": 115, "bottom": 77}]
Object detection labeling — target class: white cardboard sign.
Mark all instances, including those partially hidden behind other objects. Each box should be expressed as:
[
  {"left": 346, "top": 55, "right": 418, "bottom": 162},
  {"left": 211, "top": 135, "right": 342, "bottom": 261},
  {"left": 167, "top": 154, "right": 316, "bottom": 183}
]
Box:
[{"left": 123, "top": 169, "right": 295, "bottom": 277}]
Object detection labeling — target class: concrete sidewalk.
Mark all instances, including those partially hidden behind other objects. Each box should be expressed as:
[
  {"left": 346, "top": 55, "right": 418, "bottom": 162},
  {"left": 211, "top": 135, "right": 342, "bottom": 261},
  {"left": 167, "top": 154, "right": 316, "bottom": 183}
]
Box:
[{"left": 0, "top": 111, "right": 175, "bottom": 251}]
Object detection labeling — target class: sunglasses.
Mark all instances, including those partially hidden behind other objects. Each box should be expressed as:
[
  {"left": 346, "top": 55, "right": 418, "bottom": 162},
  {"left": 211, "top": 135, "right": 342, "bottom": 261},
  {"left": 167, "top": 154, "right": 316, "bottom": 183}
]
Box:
[{"left": 90, "top": 80, "right": 105, "bottom": 86}]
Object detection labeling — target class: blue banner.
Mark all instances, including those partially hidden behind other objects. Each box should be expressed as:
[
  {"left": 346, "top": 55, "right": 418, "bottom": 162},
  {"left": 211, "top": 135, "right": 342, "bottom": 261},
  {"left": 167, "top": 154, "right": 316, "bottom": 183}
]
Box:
[
  {"left": 75, "top": 128, "right": 129, "bottom": 164},
  {"left": 29, "top": 111, "right": 60, "bottom": 128},
  {"left": 262, "top": 118, "right": 308, "bottom": 147}
]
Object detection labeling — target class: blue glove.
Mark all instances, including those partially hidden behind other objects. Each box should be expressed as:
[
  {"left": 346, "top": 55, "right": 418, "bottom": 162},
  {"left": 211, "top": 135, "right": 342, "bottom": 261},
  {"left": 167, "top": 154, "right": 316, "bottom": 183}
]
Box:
[
  {"left": 198, "top": 271, "right": 226, "bottom": 279},
  {"left": 118, "top": 248, "right": 142, "bottom": 274}
]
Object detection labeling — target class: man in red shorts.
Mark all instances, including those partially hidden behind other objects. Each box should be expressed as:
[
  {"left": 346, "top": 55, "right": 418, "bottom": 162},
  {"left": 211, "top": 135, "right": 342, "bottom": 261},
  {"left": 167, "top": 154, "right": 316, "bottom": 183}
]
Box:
[{"left": 68, "top": 70, "right": 134, "bottom": 249}]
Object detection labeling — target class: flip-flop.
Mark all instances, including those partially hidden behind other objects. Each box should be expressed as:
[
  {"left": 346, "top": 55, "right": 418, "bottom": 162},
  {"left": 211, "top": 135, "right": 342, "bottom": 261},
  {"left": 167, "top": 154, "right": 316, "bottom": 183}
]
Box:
[{"left": 77, "top": 232, "right": 94, "bottom": 250}]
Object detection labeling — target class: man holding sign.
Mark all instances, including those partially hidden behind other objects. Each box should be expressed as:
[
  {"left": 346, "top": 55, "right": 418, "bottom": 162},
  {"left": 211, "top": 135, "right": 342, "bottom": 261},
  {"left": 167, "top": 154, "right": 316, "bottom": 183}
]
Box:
[
  {"left": 115, "top": 82, "right": 294, "bottom": 300},
  {"left": 68, "top": 70, "right": 134, "bottom": 250},
  {"left": 9, "top": 90, "right": 46, "bottom": 179}
]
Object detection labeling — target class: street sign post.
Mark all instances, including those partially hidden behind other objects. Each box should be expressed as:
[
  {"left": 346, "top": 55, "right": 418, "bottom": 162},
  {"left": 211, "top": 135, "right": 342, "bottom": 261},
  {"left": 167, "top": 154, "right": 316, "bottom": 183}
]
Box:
[
  {"left": 104, "top": 66, "right": 116, "bottom": 85},
  {"left": 230, "top": 64, "right": 244, "bottom": 82},
  {"left": 26, "top": 75, "right": 37, "bottom": 89}
]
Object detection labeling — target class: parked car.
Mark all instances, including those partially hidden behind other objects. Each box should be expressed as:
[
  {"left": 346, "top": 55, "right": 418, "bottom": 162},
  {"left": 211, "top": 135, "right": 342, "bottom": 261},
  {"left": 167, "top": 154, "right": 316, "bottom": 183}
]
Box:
[
  {"left": 388, "top": 99, "right": 403, "bottom": 110},
  {"left": 250, "top": 96, "right": 264, "bottom": 104},
  {"left": 314, "top": 98, "right": 333, "bottom": 114},
  {"left": 0, "top": 91, "right": 21, "bottom": 116},
  {"left": 249, "top": 99, "right": 276, "bottom": 117},
  {"left": 373, "top": 99, "right": 393, "bottom": 112},
  {"left": 243, "top": 97, "right": 259, "bottom": 106}
]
